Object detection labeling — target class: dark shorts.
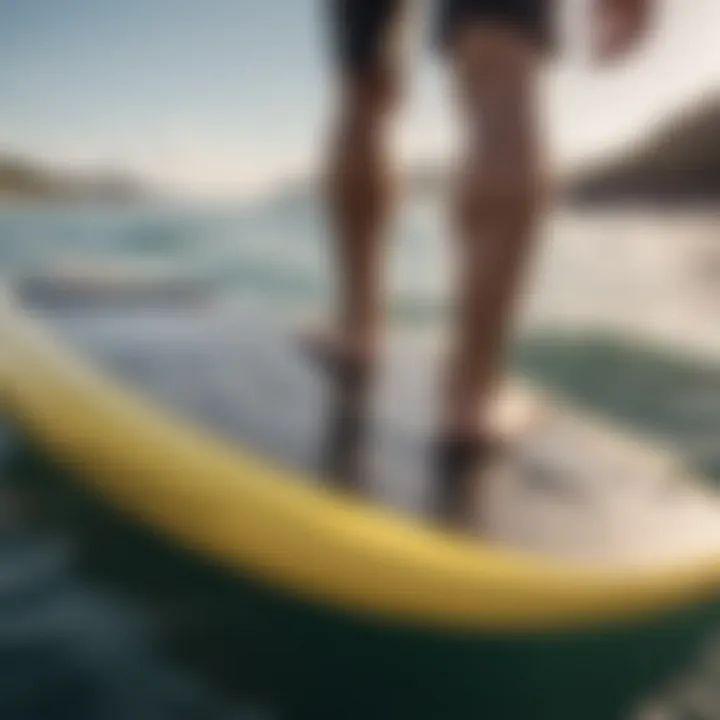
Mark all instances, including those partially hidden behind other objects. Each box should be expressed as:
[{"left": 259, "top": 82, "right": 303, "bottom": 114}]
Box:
[{"left": 329, "top": 0, "right": 551, "bottom": 73}]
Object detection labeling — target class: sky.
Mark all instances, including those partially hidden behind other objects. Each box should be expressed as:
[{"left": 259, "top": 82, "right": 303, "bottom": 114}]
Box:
[{"left": 1, "top": 0, "right": 720, "bottom": 199}]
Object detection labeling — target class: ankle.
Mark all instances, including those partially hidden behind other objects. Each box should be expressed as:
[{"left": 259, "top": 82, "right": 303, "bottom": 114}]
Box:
[
  {"left": 335, "top": 322, "right": 381, "bottom": 358},
  {"left": 439, "top": 410, "right": 489, "bottom": 443}
]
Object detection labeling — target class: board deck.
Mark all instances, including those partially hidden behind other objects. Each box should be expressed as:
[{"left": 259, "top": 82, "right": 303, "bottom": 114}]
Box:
[
  {"left": 11, "top": 274, "right": 720, "bottom": 567},
  {"left": 10, "top": 272, "right": 720, "bottom": 720}
]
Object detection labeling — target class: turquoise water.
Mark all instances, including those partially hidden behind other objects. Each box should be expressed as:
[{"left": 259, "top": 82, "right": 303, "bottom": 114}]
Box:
[{"left": 2, "top": 199, "right": 720, "bottom": 718}]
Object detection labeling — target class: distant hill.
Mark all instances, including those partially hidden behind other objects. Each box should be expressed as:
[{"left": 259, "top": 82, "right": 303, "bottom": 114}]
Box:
[
  {"left": 567, "top": 95, "right": 720, "bottom": 205},
  {"left": 0, "top": 155, "right": 144, "bottom": 203}
]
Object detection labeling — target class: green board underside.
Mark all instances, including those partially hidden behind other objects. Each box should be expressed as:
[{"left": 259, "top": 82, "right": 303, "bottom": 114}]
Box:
[{"left": 8, "top": 437, "right": 720, "bottom": 720}]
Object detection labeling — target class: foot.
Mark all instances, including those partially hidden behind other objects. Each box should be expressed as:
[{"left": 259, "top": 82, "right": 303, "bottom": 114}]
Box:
[
  {"left": 299, "top": 326, "right": 378, "bottom": 493},
  {"left": 432, "top": 432, "right": 505, "bottom": 531},
  {"left": 433, "top": 388, "right": 543, "bottom": 531},
  {"left": 320, "top": 397, "right": 370, "bottom": 493}
]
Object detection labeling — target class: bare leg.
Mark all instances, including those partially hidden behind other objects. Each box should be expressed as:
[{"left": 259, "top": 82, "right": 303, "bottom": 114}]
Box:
[
  {"left": 315, "top": 68, "right": 403, "bottom": 489},
  {"left": 312, "top": 1, "right": 411, "bottom": 489},
  {"left": 308, "top": 65, "right": 403, "bottom": 373},
  {"left": 436, "top": 25, "right": 545, "bottom": 522}
]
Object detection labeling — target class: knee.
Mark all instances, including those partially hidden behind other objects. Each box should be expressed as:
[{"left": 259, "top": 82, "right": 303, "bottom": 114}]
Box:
[
  {"left": 450, "top": 29, "right": 546, "bottom": 224},
  {"left": 451, "top": 26, "right": 542, "bottom": 168},
  {"left": 451, "top": 25, "right": 539, "bottom": 105},
  {"left": 338, "top": 66, "right": 405, "bottom": 135}
]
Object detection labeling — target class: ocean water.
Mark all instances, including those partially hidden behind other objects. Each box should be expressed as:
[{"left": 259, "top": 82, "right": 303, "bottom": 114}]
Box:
[
  {"left": 2, "top": 198, "right": 720, "bottom": 718},
  {"left": 2, "top": 199, "right": 719, "bottom": 353}
]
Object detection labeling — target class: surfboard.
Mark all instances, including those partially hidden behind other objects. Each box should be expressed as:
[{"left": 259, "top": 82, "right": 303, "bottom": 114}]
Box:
[{"left": 5, "top": 267, "right": 720, "bottom": 720}]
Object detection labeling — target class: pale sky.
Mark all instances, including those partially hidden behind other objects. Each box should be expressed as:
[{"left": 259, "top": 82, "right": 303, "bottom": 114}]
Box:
[{"left": 1, "top": 0, "right": 719, "bottom": 199}]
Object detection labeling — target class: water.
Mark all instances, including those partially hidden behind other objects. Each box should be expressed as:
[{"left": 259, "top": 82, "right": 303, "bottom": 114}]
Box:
[
  {"left": 2, "top": 197, "right": 720, "bottom": 717},
  {"left": 2, "top": 200, "right": 719, "bottom": 353}
]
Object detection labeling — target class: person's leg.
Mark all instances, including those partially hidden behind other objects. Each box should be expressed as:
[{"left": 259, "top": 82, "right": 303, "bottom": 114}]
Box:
[
  {"left": 309, "top": 0, "right": 411, "bottom": 376},
  {"left": 435, "top": 1, "right": 548, "bottom": 524},
  {"left": 312, "top": 1, "right": 412, "bottom": 488}
]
